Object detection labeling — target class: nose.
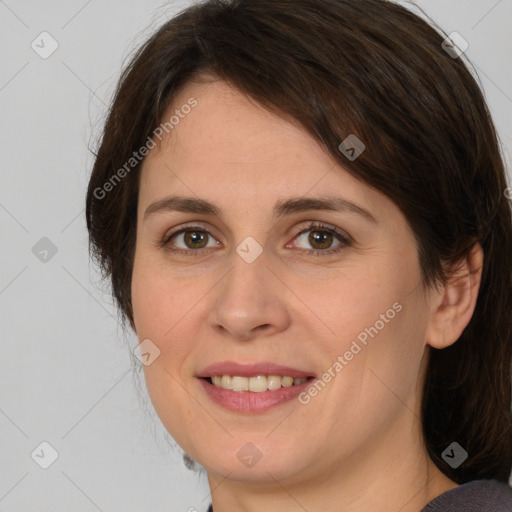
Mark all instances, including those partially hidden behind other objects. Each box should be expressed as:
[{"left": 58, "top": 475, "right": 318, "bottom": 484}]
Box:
[{"left": 207, "top": 247, "right": 291, "bottom": 342}]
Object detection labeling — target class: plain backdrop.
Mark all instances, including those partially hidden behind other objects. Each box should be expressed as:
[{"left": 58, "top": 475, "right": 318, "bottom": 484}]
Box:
[{"left": 1, "top": 1, "right": 511, "bottom": 510}]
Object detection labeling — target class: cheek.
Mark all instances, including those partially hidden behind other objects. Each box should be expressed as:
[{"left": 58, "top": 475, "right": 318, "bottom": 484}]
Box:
[
  {"left": 131, "top": 254, "right": 199, "bottom": 397},
  {"left": 303, "top": 251, "right": 426, "bottom": 406},
  {"left": 301, "top": 259, "right": 412, "bottom": 354},
  {"left": 131, "top": 258, "right": 204, "bottom": 447},
  {"left": 131, "top": 250, "right": 199, "bottom": 340}
]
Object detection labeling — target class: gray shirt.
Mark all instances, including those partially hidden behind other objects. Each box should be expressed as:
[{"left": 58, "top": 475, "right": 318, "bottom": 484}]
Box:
[
  {"left": 420, "top": 479, "right": 512, "bottom": 511},
  {"left": 206, "top": 479, "right": 512, "bottom": 511}
]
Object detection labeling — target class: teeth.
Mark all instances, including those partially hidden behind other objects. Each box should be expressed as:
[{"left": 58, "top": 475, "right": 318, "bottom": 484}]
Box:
[
  {"left": 209, "top": 375, "right": 308, "bottom": 392},
  {"left": 232, "top": 376, "right": 249, "bottom": 391},
  {"left": 249, "top": 375, "right": 267, "bottom": 392},
  {"left": 267, "top": 375, "right": 282, "bottom": 390}
]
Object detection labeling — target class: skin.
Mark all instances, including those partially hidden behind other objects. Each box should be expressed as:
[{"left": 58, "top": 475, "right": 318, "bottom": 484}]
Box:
[{"left": 131, "top": 77, "right": 483, "bottom": 512}]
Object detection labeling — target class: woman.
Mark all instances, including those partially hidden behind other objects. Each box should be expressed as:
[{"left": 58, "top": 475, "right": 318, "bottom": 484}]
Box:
[{"left": 86, "top": 0, "right": 512, "bottom": 510}]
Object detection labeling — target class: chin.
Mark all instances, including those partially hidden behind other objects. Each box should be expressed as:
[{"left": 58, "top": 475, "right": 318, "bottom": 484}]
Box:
[{"left": 190, "top": 439, "right": 314, "bottom": 484}]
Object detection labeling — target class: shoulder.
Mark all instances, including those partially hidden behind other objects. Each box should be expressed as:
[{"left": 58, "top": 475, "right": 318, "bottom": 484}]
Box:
[{"left": 422, "top": 479, "right": 512, "bottom": 512}]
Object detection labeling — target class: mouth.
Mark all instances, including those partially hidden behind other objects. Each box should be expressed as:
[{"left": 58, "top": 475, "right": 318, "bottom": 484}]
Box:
[
  {"left": 202, "top": 374, "right": 314, "bottom": 392},
  {"left": 196, "top": 362, "right": 317, "bottom": 413}
]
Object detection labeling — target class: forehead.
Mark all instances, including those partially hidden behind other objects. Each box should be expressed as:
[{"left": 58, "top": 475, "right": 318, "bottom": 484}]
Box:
[
  {"left": 137, "top": 79, "right": 391, "bottom": 223},
  {"left": 152, "top": 79, "right": 326, "bottom": 166}
]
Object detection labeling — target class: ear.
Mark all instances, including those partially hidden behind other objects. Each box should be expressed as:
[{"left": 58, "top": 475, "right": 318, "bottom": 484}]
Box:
[{"left": 425, "top": 242, "right": 484, "bottom": 350}]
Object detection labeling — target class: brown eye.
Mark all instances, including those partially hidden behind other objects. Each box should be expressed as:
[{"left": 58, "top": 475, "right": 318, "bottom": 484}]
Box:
[
  {"left": 162, "top": 222, "right": 351, "bottom": 257},
  {"left": 182, "top": 230, "right": 209, "bottom": 249},
  {"left": 163, "top": 226, "right": 219, "bottom": 254},
  {"left": 307, "top": 230, "right": 335, "bottom": 250},
  {"left": 293, "top": 223, "right": 351, "bottom": 255}
]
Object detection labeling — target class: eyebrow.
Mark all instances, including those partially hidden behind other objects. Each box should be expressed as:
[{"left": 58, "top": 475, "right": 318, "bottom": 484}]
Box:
[{"left": 143, "top": 195, "right": 377, "bottom": 224}]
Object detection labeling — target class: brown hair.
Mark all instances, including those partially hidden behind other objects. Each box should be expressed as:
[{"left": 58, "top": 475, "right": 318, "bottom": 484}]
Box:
[{"left": 86, "top": 0, "right": 512, "bottom": 484}]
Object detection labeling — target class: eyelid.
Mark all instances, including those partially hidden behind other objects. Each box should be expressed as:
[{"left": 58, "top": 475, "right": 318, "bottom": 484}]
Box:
[
  {"left": 161, "top": 220, "right": 353, "bottom": 255},
  {"left": 162, "top": 221, "right": 217, "bottom": 244},
  {"left": 163, "top": 220, "right": 350, "bottom": 241},
  {"left": 291, "top": 221, "right": 353, "bottom": 243}
]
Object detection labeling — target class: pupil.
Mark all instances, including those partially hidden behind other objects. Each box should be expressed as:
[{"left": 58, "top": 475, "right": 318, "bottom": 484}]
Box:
[
  {"left": 310, "top": 231, "right": 331, "bottom": 249},
  {"left": 186, "top": 231, "right": 207, "bottom": 248}
]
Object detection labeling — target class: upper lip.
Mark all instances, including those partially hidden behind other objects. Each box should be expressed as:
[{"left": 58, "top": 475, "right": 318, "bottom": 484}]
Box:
[{"left": 197, "top": 361, "right": 315, "bottom": 379}]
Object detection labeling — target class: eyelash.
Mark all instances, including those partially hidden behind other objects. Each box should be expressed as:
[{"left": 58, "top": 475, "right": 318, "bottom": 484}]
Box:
[{"left": 161, "top": 222, "right": 353, "bottom": 257}]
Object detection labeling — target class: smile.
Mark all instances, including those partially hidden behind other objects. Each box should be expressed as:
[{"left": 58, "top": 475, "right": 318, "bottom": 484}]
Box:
[{"left": 208, "top": 375, "right": 309, "bottom": 392}]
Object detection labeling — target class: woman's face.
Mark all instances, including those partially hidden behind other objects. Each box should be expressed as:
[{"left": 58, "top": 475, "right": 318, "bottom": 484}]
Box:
[{"left": 131, "top": 78, "right": 434, "bottom": 484}]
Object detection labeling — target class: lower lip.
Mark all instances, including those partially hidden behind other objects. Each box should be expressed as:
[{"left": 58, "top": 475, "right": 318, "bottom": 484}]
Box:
[{"left": 198, "top": 378, "right": 315, "bottom": 414}]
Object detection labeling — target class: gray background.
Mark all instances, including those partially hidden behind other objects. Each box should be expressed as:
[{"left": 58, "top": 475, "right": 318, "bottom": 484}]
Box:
[{"left": 1, "top": 1, "right": 511, "bottom": 511}]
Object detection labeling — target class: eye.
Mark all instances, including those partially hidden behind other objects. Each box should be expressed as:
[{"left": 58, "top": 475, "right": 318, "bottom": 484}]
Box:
[
  {"left": 290, "top": 222, "right": 352, "bottom": 256},
  {"left": 162, "top": 225, "right": 219, "bottom": 255},
  {"left": 161, "top": 221, "right": 352, "bottom": 257}
]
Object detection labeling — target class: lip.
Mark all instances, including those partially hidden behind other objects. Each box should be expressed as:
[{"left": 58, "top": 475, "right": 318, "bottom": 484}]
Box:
[
  {"left": 196, "top": 361, "right": 315, "bottom": 379},
  {"left": 198, "top": 377, "right": 316, "bottom": 414}
]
